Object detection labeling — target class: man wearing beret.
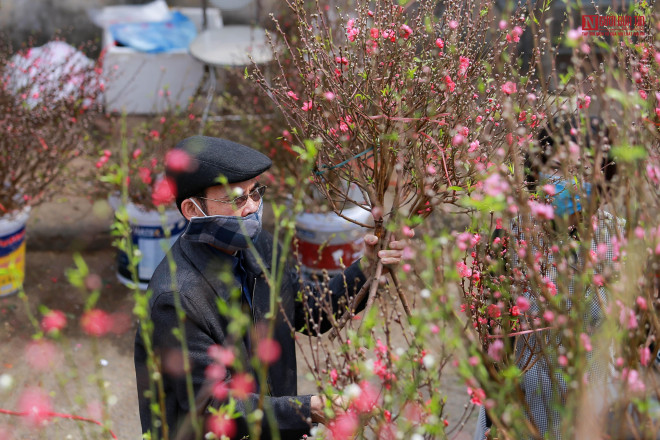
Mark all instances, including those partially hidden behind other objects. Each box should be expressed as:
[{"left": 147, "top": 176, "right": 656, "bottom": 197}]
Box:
[{"left": 134, "top": 136, "right": 407, "bottom": 439}]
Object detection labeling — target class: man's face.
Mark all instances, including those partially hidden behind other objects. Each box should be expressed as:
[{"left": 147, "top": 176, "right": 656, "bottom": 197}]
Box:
[
  {"left": 203, "top": 178, "right": 260, "bottom": 217},
  {"left": 181, "top": 177, "right": 260, "bottom": 220}
]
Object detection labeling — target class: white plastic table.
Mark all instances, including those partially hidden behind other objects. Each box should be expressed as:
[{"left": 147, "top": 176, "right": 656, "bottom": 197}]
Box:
[{"left": 189, "top": 25, "right": 273, "bottom": 130}]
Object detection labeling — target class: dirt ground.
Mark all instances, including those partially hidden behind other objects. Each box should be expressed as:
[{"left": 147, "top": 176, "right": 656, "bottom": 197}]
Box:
[{"left": 0, "top": 192, "right": 477, "bottom": 439}]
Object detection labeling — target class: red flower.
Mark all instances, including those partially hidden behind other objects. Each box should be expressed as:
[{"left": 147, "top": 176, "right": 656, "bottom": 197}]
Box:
[
  {"left": 41, "top": 309, "right": 67, "bottom": 333},
  {"left": 81, "top": 309, "right": 113, "bottom": 337},
  {"left": 487, "top": 304, "right": 501, "bottom": 318},
  {"left": 444, "top": 75, "right": 456, "bottom": 92},
  {"left": 256, "top": 338, "right": 281, "bottom": 364},
  {"left": 152, "top": 177, "right": 177, "bottom": 207},
  {"left": 207, "top": 414, "right": 236, "bottom": 438},
  {"left": 329, "top": 368, "right": 338, "bottom": 386},
  {"left": 467, "top": 387, "right": 485, "bottom": 405},
  {"left": 399, "top": 24, "right": 413, "bottom": 39},
  {"left": 230, "top": 373, "right": 255, "bottom": 399}
]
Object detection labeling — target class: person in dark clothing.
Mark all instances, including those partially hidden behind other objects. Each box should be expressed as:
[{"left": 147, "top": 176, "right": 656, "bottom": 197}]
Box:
[{"left": 134, "top": 136, "right": 406, "bottom": 440}]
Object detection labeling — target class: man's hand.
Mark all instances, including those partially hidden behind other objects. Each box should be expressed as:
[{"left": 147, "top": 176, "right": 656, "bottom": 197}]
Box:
[{"left": 361, "top": 233, "right": 410, "bottom": 274}]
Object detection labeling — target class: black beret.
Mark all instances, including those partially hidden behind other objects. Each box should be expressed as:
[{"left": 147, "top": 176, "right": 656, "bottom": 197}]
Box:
[{"left": 167, "top": 136, "right": 272, "bottom": 212}]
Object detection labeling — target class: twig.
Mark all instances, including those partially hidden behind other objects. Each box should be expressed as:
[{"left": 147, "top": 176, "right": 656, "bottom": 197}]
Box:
[
  {"left": 389, "top": 271, "right": 412, "bottom": 318},
  {"left": 328, "top": 275, "right": 373, "bottom": 341}
]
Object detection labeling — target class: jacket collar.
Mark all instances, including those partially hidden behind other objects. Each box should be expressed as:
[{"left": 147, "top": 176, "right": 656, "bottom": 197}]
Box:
[{"left": 178, "top": 232, "right": 271, "bottom": 301}]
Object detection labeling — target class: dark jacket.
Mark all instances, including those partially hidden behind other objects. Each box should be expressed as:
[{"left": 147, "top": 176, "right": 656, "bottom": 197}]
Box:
[{"left": 134, "top": 231, "right": 367, "bottom": 440}]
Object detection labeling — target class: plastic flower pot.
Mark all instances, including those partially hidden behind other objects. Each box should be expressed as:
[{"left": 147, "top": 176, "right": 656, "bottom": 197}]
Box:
[
  {"left": 294, "top": 205, "right": 371, "bottom": 278},
  {"left": 0, "top": 207, "right": 31, "bottom": 297},
  {"left": 109, "top": 196, "right": 187, "bottom": 290}
]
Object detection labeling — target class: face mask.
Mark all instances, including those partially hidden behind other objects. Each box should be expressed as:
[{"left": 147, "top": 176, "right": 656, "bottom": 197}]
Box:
[
  {"left": 181, "top": 199, "right": 263, "bottom": 252},
  {"left": 541, "top": 174, "right": 592, "bottom": 218}
]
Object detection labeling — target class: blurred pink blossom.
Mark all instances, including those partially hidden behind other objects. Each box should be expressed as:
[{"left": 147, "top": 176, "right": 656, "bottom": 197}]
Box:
[
  {"left": 207, "top": 414, "right": 236, "bottom": 438},
  {"left": 25, "top": 340, "right": 60, "bottom": 371},
  {"left": 18, "top": 387, "right": 52, "bottom": 427},
  {"left": 622, "top": 368, "right": 645, "bottom": 393},
  {"left": 81, "top": 309, "right": 113, "bottom": 337},
  {"left": 487, "top": 340, "right": 504, "bottom": 361},
  {"left": 516, "top": 296, "right": 531, "bottom": 312},
  {"left": 640, "top": 347, "right": 652, "bottom": 367},
  {"left": 483, "top": 173, "right": 510, "bottom": 197},
  {"left": 257, "top": 338, "right": 281, "bottom": 364},
  {"left": 152, "top": 177, "right": 177, "bottom": 206},
  {"left": 165, "top": 149, "right": 192, "bottom": 173},
  {"left": 329, "top": 412, "right": 358, "bottom": 440},
  {"left": 41, "top": 310, "right": 66, "bottom": 333},
  {"left": 529, "top": 201, "right": 554, "bottom": 220}
]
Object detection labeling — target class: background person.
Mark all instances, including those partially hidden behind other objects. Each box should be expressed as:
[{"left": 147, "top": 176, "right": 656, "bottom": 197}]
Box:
[{"left": 475, "top": 117, "right": 621, "bottom": 439}]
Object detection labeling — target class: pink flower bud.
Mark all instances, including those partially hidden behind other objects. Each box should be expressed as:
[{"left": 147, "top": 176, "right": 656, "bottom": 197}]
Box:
[
  {"left": 543, "top": 310, "right": 554, "bottom": 323},
  {"left": 636, "top": 296, "right": 647, "bottom": 310}
]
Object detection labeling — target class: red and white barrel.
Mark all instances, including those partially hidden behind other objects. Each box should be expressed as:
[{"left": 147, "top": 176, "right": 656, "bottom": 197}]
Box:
[{"left": 294, "top": 205, "right": 371, "bottom": 277}]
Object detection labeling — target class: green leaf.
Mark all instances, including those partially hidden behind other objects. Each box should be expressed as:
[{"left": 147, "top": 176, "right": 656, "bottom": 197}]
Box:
[
  {"left": 459, "top": 195, "right": 507, "bottom": 212},
  {"left": 606, "top": 87, "right": 628, "bottom": 104},
  {"left": 612, "top": 145, "right": 647, "bottom": 162}
]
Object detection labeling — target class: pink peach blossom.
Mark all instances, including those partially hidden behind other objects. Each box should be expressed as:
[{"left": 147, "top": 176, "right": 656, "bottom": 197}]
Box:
[{"left": 501, "top": 81, "right": 517, "bottom": 95}]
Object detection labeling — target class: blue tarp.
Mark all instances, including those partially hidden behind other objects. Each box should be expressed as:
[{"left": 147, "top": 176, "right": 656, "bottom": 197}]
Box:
[{"left": 109, "top": 11, "right": 197, "bottom": 53}]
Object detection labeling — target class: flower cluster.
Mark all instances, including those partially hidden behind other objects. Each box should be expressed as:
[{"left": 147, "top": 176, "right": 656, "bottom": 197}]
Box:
[
  {"left": 0, "top": 39, "right": 102, "bottom": 215},
  {"left": 95, "top": 111, "right": 201, "bottom": 209}
]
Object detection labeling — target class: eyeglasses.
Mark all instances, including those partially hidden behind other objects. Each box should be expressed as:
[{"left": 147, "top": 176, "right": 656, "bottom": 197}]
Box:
[{"left": 198, "top": 184, "right": 267, "bottom": 209}]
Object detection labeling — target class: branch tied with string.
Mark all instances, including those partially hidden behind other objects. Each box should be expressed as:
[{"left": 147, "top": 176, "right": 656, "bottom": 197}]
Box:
[{"left": 250, "top": 0, "right": 505, "bottom": 332}]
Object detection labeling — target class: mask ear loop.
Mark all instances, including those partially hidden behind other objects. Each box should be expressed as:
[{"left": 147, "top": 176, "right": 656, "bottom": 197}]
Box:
[{"left": 189, "top": 198, "right": 208, "bottom": 217}]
